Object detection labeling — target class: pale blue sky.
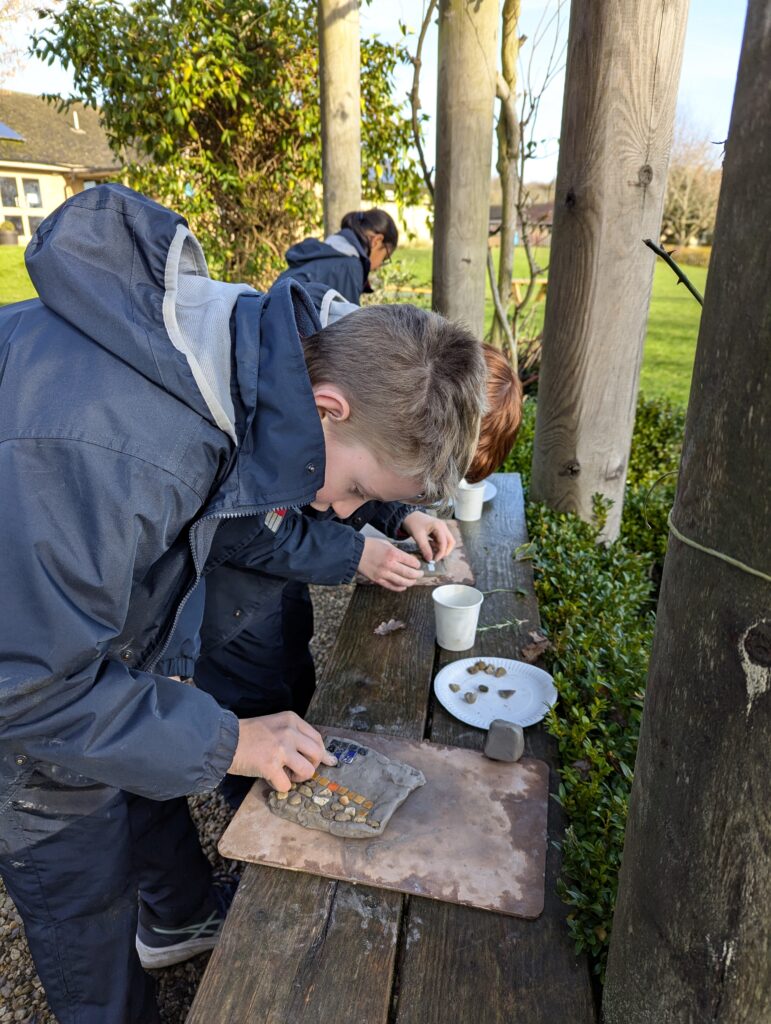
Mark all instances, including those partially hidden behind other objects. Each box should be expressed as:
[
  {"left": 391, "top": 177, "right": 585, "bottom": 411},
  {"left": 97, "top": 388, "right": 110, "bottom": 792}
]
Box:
[{"left": 5, "top": 0, "right": 748, "bottom": 183}]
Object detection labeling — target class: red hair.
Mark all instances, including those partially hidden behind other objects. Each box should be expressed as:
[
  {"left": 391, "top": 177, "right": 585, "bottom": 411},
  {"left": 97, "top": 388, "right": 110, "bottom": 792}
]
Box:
[{"left": 465, "top": 344, "right": 523, "bottom": 482}]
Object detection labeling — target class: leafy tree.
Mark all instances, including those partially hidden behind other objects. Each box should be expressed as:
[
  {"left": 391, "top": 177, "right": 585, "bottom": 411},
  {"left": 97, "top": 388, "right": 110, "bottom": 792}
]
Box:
[{"left": 34, "top": 0, "right": 424, "bottom": 284}]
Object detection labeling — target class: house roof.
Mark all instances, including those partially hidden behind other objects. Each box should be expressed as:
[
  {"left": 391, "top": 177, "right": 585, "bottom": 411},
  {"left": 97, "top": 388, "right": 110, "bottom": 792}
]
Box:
[{"left": 0, "top": 90, "right": 120, "bottom": 172}]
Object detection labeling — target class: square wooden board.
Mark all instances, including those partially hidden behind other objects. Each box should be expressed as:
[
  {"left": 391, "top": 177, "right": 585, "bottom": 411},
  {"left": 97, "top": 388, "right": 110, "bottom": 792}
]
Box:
[{"left": 219, "top": 728, "right": 549, "bottom": 919}]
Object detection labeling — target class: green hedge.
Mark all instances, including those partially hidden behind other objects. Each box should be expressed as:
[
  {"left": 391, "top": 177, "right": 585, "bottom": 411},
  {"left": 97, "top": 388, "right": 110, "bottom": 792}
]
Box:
[{"left": 503, "top": 396, "right": 684, "bottom": 978}]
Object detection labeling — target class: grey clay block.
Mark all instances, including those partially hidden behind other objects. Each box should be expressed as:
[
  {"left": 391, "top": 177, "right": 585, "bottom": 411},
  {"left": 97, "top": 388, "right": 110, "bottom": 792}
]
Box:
[{"left": 484, "top": 719, "right": 525, "bottom": 762}]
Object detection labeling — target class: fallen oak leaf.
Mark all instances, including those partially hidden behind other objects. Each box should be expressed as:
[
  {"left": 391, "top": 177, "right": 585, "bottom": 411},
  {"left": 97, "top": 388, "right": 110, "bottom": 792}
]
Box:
[
  {"left": 520, "top": 629, "right": 551, "bottom": 663},
  {"left": 373, "top": 618, "right": 407, "bottom": 636}
]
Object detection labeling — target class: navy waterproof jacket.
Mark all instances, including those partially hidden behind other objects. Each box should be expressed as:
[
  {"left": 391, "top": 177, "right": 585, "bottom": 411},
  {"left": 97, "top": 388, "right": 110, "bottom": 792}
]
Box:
[
  {"left": 274, "top": 228, "right": 371, "bottom": 305},
  {"left": 0, "top": 184, "right": 327, "bottom": 801}
]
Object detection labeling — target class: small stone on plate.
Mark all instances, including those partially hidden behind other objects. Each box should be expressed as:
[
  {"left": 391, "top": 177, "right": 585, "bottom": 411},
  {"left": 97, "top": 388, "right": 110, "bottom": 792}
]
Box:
[
  {"left": 498, "top": 689, "right": 516, "bottom": 699},
  {"left": 478, "top": 684, "right": 489, "bottom": 693},
  {"left": 467, "top": 665, "right": 479, "bottom": 675},
  {"left": 449, "top": 682, "right": 461, "bottom": 692},
  {"left": 463, "top": 691, "right": 477, "bottom": 704},
  {"left": 495, "top": 666, "right": 507, "bottom": 677}
]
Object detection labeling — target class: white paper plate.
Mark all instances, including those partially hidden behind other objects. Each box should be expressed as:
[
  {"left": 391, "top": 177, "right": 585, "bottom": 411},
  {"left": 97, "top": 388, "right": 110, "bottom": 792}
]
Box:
[{"left": 433, "top": 656, "right": 558, "bottom": 729}]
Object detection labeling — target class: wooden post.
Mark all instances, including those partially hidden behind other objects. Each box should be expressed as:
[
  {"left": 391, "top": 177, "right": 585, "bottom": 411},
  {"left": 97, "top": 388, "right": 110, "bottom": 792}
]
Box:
[
  {"left": 603, "top": 4, "right": 771, "bottom": 1020},
  {"left": 432, "top": 0, "right": 499, "bottom": 340},
  {"left": 530, "top": 0, "right": 689, "bottom": 540},
  {"left": 318, "top": 0, "right": 362, "bottom": 236}
]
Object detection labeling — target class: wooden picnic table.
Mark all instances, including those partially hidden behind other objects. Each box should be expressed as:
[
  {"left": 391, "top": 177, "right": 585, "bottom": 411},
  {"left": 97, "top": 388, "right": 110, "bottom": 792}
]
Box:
[{"left": 186, "top": 473, "right": 596, "bottom": 1023}]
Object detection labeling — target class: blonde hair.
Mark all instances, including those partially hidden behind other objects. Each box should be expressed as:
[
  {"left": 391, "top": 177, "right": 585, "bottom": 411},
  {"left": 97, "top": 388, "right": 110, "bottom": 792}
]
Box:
[
  {"left": 303, "top": 305, "right": 486, "bottom": 503},
  {"left": 465, "top": 344, "right": 523, "bottom": 482}
]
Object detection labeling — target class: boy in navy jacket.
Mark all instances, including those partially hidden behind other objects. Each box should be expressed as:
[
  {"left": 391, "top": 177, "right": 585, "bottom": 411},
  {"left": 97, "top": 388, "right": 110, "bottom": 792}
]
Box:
[{"left": 0, "top": 184, "right": 485, "bottom": 1023}]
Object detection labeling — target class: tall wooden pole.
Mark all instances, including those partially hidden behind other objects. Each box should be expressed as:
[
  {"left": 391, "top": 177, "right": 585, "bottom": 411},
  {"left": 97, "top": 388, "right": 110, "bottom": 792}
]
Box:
[
  {"left": 432, "top": 0, "right": 499, "bottom": 340},
  {"left": 604, "top": 3, "right": 771, "bottom": 1020},
  {"left": 530, "top": 0, "right": 689, "bottom": 540},
  {"left": 318, "top": 0, "right": 362, "bottom": 235}
]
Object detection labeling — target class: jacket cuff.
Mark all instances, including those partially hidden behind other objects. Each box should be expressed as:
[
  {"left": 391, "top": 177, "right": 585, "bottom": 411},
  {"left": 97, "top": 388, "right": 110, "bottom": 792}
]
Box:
[
  {"left": 155, "top": 656, "right": 196, "bottom": 680},
  {"left": 195, "top": 710, "right": 239, "bottom": 793},
  {"left": 341, "top": 529, "right": 366, "bottom": 583}
]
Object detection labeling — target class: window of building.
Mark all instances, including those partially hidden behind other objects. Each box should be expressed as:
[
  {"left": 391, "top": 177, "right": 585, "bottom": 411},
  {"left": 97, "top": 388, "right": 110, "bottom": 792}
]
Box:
[
  {"left": 23, "top": 178, "right": 43, "bottom": 207},
  {"left": 3, "top": 215, "right": 23, "bottom": 234},
  {"left": 82, "top": 179, "right": 97, "bottom": 190},
  {"left": 28, "top": 216, "right": 45, "bottom": 234},
  {"left": 1, "top": 176, "right": 19, "bottom": 208}
]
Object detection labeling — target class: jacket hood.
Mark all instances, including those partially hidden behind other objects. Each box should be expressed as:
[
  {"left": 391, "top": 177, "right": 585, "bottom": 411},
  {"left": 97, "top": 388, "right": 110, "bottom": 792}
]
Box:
[
  {"left": 25, "top": 183, "right": 254, "bottom": 442},
  {"left": 284, "top": 228, "right": 369, "bottom": 273}
]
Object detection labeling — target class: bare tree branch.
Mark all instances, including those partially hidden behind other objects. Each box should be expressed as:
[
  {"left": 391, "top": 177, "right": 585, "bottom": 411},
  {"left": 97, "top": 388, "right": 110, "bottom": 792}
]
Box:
[{"left": 408, "top": 0, "right": 438, "bottom": 199}]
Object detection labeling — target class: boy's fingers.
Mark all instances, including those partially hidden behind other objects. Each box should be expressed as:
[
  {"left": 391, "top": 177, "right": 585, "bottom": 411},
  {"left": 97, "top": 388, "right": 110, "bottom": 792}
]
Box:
[
  {"left": 267, "top": 766, "right": 294, "bottom": 792},
  {"left": 320, "top": 750, "right": 339, "bottom": 767}
]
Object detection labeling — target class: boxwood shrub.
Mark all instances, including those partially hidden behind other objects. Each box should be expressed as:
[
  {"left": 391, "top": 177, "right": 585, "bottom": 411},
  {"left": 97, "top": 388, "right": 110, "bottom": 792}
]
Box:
[{"left": 503, "top": 396, "right": 684, "bottom": 978}]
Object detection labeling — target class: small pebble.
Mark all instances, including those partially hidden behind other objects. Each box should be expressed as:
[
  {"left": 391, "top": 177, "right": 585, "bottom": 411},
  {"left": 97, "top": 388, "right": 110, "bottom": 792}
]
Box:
[
  {"left": 474, "top": 660, "right": 486, "bottom": 669},
  {"left": 498, "top": 689, "right": 516, "bottom": 699},
  {"left": 494, "top": 666, "right": 507, "bottom": 677},
  {"left": 478, "top": 684, "right": 489, "bottom": 693},
  {"left": 463, "top": 692, "right": 477, "bottom": 704},
  {"left": 331, "top": 801, "right": 344, "bottom": 812},
  {"left": 306, "top": 800, "right": 321, "bottom": 813},
  {"left": 288, "top": 793, "right": 302, "bottom": 806},
  {"left": 318, "top": 787, "right": 332, "bottom": 797},
  {"left": 321, "top": 808, "right": 335, "bottom": 820},
  {"left": 467, "top": 665, "right": 479, "bottom": 675},
  {"left": 334, "top": 813, "right": 350, "bottom": 822},
  {"left": 299, "top": 785, "right": 313, "bottom": 797},
  {"left": 449, "top": 682, "right": 461, "bottom": 692},
  {"left": 484, "top": 665, "right": 496, "bottom": 675},
  {"left": 312, "top": 795, "right": 330, "bottom": 806},
  {"left": 368, "top": 820, "right": 381, "bottom": 829},
  {"left": 275, "top": 790, "right": 289, "bottom": 801},
  {"left": 344, "top": 805, "right": 356, "bottom": 817},
  {"left": 339, "top": 795, "right": 350, "bottom": 806},
  {"left": 354, "top": 813, "right": 368, "bottom": 823}
]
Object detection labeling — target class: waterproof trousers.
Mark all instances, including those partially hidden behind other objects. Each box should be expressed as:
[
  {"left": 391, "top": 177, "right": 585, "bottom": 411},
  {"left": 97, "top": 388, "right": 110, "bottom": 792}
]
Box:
[{"left": 0, "top": 757, "right": 213, "bottom": 1024}]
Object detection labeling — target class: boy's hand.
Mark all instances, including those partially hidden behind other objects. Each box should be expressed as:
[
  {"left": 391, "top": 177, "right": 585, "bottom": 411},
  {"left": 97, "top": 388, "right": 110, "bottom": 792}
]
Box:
[
  {"left": 229, "top": 712, "right": 337, "bottom": 792},
  {"left": 401, "top": 511, "right": 456, "bottom": 562},
  {"left": 358, "top": 537, "right": 423, "bottom": 592}
]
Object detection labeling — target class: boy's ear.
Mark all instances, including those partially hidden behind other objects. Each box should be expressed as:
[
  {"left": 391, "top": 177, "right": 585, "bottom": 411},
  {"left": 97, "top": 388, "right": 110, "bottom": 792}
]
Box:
[{"left": 313, "top": 384, "right": 351, "bottom": 422}]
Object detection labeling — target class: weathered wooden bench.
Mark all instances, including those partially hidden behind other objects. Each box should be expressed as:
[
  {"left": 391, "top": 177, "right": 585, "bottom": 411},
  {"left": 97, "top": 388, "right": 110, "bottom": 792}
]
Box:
[{"left": 186, "top": 473, "right": 596, "bottom": 1023}]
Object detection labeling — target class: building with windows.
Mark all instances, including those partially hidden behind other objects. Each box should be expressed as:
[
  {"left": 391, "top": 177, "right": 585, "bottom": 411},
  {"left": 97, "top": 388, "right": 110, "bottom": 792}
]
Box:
[{"left": 0, "top": 90, "right": 120, "bottom": 245}]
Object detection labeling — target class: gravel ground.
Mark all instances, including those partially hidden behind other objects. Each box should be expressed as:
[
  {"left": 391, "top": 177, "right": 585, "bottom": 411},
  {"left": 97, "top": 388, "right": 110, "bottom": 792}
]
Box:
[{"left": 0, "top": 584, "right": 353, "bottom": 1024}]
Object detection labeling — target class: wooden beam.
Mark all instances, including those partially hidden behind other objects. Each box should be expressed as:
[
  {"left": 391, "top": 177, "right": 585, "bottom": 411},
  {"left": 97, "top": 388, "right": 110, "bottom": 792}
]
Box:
[
  {"left": 432, "top": 0, "right": 499, "bottom": 339},
  {"left": 318, "top": 0, "right": 362, "bottom": 236},
  {"left": 530, "top": 0, "right": 690, "bottom": 539},
  {"left": 603, "top": 3, "right": 771, "bottom": 1019}
]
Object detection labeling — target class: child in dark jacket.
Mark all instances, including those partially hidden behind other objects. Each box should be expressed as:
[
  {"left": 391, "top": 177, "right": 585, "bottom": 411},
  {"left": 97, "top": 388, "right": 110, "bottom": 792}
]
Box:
[
  {"left": 0, "top": 185, "right": 485, "bottom": 1024},
  {"left": 275, "top": 208, "right": 398, "bottom": 305}
]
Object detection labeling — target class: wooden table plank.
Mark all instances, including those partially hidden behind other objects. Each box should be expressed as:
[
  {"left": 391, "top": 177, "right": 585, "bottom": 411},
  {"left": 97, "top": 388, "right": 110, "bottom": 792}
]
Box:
[
  {"left": 189, "top": 474, "right": 596, "bottom": 1023},
  {"left": 393, "top": 474, "right": 596, "bottom": 1024},
  {"left": 187, "top": 587, "right": 437, "bottom": 1023}
]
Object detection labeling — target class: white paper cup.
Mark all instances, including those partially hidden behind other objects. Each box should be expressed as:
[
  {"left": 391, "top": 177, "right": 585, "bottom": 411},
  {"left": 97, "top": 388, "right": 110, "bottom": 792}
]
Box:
[
  {"left": 432, "top": 584, "right": 484, "bottom": 651},
  {"left": 453, "top": 478, "right": 486, "bottom": 521}
]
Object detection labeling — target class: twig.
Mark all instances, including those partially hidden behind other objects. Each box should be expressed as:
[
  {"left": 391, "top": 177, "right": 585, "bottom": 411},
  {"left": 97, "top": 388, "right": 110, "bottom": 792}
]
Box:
[
  {"left": 487, "top": 245, "right": 516, "bottom": 357},
  {"left": 477, "top": 617, "right": 527, "bottom": 633},
  {"left": 408, "top": 0, "right": 438, "bottom": 199},
  {"left": 642, "top": 238, "right": 704, "bottom": 306}
]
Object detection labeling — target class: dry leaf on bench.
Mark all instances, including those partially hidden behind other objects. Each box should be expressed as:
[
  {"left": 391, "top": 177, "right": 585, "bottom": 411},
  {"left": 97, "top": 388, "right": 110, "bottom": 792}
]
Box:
[
  {"left": 520, "top": 629, "right": 551, "bottom": 663},
  {"left": 374, "top": 619, "right": 407, "bottom": 636}
]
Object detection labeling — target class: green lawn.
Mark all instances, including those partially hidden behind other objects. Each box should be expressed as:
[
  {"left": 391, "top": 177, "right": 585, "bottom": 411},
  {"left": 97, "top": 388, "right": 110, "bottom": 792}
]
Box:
[
  {"left": 0, "top": 247, "right": 37, "bottom": 305},
  {"left": 0, "top": 242, "right": 704, "bottom": 406}
]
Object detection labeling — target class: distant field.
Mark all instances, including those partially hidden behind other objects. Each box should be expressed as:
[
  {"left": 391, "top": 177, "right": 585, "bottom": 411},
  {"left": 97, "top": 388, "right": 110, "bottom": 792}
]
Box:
[
  {"left": 0, "top": 242, "right": 704, "bottom": 406},
  {"left": 394, "top": 247, "right": 705, "bottom": 407}
]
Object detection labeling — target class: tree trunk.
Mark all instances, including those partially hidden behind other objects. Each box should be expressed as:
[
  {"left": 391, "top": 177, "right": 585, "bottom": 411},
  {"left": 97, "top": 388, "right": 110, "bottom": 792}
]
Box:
[
  {"left": 318, "top": 0, "right": 362, "bottom": 236},
  {"left": 603, "top": 4, "right": 771, "bottom": 1021},
  {"left": 530, "top": 0, "right": 689, "bottom": 540},
  {"left": 491, "top": 0, "right": 521, "bottom": 351},
  {"left": 432, "top": 0, "right": 499, "bottom": 340}
]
